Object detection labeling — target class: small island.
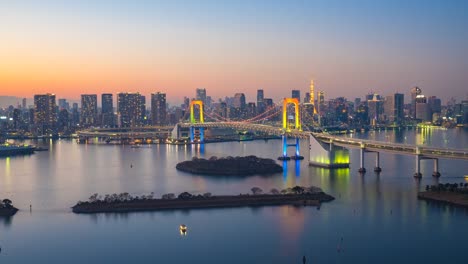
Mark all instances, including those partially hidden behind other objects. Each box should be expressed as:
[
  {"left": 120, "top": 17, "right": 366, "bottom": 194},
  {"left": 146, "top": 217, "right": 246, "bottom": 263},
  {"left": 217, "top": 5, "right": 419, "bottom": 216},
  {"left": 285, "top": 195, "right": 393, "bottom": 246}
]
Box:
[
  {"left": 176, "top": 155, "right": 283, "bottom": 176},
  {"left": 72, "top": 186, "right": 334, "bottom": 214},
  {"left": 418, "top": 183, "right": 468, "bottom": 208},
  {"left": 0, "top": 199, "right": 19, "bottom": 216}
]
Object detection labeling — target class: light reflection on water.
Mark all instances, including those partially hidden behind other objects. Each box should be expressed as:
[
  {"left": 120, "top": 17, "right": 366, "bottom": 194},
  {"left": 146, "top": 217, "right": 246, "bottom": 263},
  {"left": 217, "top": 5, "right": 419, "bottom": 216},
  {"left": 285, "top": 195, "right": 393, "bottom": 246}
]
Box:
[{"left": 0, "top": 128, "right": 467, "bottom": 263}]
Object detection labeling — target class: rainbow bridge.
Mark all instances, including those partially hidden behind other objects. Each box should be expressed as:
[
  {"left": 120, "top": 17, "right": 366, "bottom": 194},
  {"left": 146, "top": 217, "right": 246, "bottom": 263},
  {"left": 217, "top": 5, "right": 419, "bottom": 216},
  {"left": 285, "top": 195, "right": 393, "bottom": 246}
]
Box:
[{"left": 78, "top": 98, "right": 468, "bottom": 177}]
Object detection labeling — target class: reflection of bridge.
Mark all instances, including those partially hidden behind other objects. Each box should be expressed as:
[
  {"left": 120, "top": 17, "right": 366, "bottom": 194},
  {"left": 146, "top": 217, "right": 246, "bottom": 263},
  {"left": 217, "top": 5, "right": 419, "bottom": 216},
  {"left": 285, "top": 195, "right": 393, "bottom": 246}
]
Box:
[{"left": 77, "top": 99, "right": 467, "bottom": 177}]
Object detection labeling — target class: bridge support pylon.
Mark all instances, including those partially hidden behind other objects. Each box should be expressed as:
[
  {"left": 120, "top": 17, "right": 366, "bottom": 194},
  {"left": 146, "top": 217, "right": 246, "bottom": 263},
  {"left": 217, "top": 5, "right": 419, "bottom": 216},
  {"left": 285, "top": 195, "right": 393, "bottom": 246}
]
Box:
[
  {"left": 358, "top": 145, "right": 366, "bottom": 173},
  {"left": 432, "top": 158, "right": 440, "bottom": 177},
  {"left": 278, "top": 136, "right": 303, "bottom": 161},
  {"left": 414, "top": 155, "right": 422, "bottom": 178},
  {"left": 374, "top": 152, "right": 382, "bottom": 172}
]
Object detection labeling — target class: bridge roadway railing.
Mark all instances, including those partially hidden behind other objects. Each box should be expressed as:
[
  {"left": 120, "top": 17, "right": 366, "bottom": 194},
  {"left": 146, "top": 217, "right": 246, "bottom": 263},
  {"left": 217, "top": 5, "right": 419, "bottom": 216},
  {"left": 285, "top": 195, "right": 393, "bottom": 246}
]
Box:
[
  {"left": 311, "top": 133, "right": 468, "bottom": 160},
  {"left": 178, "top": 122, "right": 310, "bottom": 139}
]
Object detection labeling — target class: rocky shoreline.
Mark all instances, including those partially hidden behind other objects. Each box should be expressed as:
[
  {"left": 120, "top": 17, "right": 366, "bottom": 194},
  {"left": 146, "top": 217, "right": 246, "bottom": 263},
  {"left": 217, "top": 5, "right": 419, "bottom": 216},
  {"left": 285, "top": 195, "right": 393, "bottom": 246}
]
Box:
[
  {"left": 72, "top": 186, "right": 334, "bottom": 214},
  {"left": 0, "top": 199, "right": 18, "bottom": 216},
  {"left": 418, "top": 191, "right": 468, "bottom": 208},
  {"left": 418, "top": 183, "right": 468, "bottom": 208},
  {"left": 176, "top": 155, "right": 283, "bottom": 176}
]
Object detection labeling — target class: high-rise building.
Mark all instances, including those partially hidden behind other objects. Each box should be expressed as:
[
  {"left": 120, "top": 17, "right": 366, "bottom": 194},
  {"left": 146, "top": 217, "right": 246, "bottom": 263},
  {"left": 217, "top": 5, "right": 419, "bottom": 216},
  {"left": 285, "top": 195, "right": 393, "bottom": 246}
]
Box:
[
  {"left": 101, "top": 93, "right": 114, "bottom": 127},
  {"left": 233, "top": 93, "right": 246, "bottom": 110},
  {"left": 257, "top": 89, "right": 265, "bottom": 114},
  {"left": 117, "top": 92, "right": 143, "bottom": 127},
  {"left": 292, "top": 90, "right": 301, "bottom": 101},
  {"left": 151, "top": 92, "right": 167, "bottom": 126},
  {"left": 34, "top": 93, "right": 57, "bottom": 135},
  {"left": 196, "top": 88, "right": 207, "bottom": 104},
  {"left": 428, "top": 96, "right": 441, "bottom": 114},
  {"left": 410, "top": 86, "right": 422, "bottom": 118},
  {"left": 384, "top": 93, "right": 404, "bottom": 124},
  {"left": 367, "top": 94, "right": 384, "bottom": 125},
  {"left": 140, "top": 95, "right": 146, "bottom": 125},
  {"left": 304, "top": 92, "right": 310, "bottom": 104},
  {"left": 81, "top": 94, "right": 98, "bottom": 127},
  {"left": 58, "top": 99, "right": 69, "bottom": 111},
  {"left": 318, "top": 91, "right": 324, "bottom": 104},
  {"left": 415, "top": 94, "right": 431, "bottom": 122}
]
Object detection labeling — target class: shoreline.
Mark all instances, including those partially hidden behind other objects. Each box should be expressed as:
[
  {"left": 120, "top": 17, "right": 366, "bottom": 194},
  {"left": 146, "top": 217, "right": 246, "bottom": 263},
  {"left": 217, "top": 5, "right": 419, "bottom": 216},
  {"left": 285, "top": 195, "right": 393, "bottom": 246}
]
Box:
[
  {"left": 417, "top": 191, "right": 468, "bottom": 208},
  {"left": 72, "top": 193, "right": 334, "bottom": 214},
  {"left": 176, "top": 156, "right": 283, "bottom": 176}
]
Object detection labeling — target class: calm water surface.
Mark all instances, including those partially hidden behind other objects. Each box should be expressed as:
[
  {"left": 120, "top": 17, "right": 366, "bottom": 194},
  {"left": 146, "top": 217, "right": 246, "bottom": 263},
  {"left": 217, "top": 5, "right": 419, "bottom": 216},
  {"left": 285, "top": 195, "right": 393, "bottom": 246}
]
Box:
[{"left": 0, "top": 128, "right": 467, "bottom": 263}]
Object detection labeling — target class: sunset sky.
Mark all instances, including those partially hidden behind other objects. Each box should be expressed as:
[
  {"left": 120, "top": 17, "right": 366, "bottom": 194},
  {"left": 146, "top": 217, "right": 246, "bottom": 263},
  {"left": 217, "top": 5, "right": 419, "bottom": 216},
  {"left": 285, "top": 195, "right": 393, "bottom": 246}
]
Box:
[{"left": 1, "top": 0, "right": 467, "bottom": 104}]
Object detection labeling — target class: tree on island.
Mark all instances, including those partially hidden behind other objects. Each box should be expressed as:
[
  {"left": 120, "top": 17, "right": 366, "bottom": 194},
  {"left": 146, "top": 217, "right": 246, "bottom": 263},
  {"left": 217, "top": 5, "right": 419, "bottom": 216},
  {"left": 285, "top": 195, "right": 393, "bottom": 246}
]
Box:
[
  {"left": 270, "top": 188, "right": 280, "bottom": 195},
  {"left": 292, "top": 186, "right": 305, "bottom": 194},
  {"left": 251, "top": 187, "right": 263, "bottom": 195},
  {"left": 2, "top": 199, "right": 12, "bottom": 208}
]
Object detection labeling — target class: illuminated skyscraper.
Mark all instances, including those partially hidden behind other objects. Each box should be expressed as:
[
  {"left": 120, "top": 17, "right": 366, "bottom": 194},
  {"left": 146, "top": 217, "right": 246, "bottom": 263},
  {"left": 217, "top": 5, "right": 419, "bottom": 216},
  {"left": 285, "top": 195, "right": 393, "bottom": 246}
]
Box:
[
  {"left": 81, "top": 94, "right": 98, "bottom": 127},
  {"left": 410, "top": 86, "right": 422, "bottom": 118},
  {"left": 384, "top": 93, "right": 404, "bottom": 124},
  {"left": 151, "top": 92, "right": 167, "bottom": 126},
  {"left": 257, "top": 89, "right": 265, "bottom": 114},
  {"left": 101, "top": 93, "right": 114, "bottom": 127},
  {"left": 34, "top": 93, "right": 57, "bottom": 135},
  {"left": 117, "top": 92, "right": 143, "bottom": 127}
]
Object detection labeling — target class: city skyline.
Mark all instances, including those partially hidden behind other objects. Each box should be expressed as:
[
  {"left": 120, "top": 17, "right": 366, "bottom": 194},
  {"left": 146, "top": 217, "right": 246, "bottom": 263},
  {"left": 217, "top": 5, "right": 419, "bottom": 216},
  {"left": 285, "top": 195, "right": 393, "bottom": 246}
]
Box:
[{"left": 1, "top": 0, "right": 467, "bottom": 102}]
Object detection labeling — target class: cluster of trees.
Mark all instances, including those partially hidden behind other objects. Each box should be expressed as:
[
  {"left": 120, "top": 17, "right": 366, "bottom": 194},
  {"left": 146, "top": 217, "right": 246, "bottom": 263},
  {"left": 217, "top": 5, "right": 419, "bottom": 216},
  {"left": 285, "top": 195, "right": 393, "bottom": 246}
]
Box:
[
  {"left": 80, "top": 192, "right": 155, "bottom": 205},
  {"left": 250, "top": 186, "right": 323, "bottom": 195},
  {"left": 0, "top": 199, "right": 13, "bottom": 208},
  {"left": 79, "top": 191, "right": 214, "bottom": 204},
  {"left": 426, "top": 183, "right": 468, "bottom": 194}
]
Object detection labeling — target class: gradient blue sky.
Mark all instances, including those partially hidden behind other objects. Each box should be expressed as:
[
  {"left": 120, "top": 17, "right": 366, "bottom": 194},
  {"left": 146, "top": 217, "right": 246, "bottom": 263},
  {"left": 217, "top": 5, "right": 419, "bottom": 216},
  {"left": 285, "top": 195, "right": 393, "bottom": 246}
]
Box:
[{"left": 1, "top": 0, "right": 467, "bottom": 104}]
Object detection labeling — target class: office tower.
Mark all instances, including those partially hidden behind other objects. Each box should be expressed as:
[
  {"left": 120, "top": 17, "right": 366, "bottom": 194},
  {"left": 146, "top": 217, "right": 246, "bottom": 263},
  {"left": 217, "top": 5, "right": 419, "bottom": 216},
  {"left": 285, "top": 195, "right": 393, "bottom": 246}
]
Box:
[
  {"left": 117, "top": 92, "right": 143, "bottom": 127},
  {"left": 410, "top": 86, "right": 422, "bottom": 118},
  {"left": 318, "top": 91, "right": 324, "bottom": 104},
  {"left": 384, "top": 93, "right": 404, "bottom": 124},
  {"left": 428, "top": 96, "right": 441, "bottom": 114},
  {"left": 246, "top": 102, "right": 256, "bottom": 118},
  {"left": 292, "top": 90, "right": 301, "bottom": 101},
  {"left": 183, "top": 97, "right": 190, "bottom": 110},
  {"left": 101, "top": 93, "right": 114, "bottom": 127},
  {"left": 415, "top": 95, "right": 431, "bottom": 122},
  {"left": 151, "top": 92, "right": 167, "bottom": 126},
  {"left": 140, "top": 95, "right": 146, "bottom": 125},
  {"left": 367, "top": 94, "right": 383, "bottom": 125},
  {"left": 354, "top": 98, "right": 361, "bottom": 112},
  {"left": 58, "top": 99, "right": 69, "bottom": 111},
  {"left": 304, "top": 92, "right": 310, "bottom": 104},
  {"left": 233, "top": 93, "right": 246, "bottom": 110},
  {"left": 257, "top": 89, "right": 265, "bottom": 114},
  {"left": 57, "top": 108, "right": 70, "bottom": 133},
  {"left": 81, "top": 94, "right": 98, "bottom": 127},
  {"left": 34, "top": 93, "right": 57, "bottom": 135},
  {"left": 196, "top": 88, "right": 207, "bottom": 104},
  {"left": 257, "top": 89, "right": 264, "bottom": 103}
]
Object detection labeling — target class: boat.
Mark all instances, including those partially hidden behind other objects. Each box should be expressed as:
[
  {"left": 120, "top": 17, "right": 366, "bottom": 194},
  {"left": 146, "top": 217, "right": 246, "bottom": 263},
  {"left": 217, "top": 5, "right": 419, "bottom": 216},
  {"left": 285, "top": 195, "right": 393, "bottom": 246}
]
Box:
[{"left": 0, "top": 144, "right": 35, "bottom": 157}]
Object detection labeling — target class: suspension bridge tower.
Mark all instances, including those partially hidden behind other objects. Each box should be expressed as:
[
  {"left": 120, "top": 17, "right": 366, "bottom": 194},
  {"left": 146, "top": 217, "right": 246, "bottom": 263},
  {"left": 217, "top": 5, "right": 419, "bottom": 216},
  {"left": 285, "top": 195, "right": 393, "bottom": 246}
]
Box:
[
  {"left": 278, "top": 98, "right": 304, "bottom": 161},
  {"left": 189, "top": 100, "right": 205, "bottom": 143}
]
